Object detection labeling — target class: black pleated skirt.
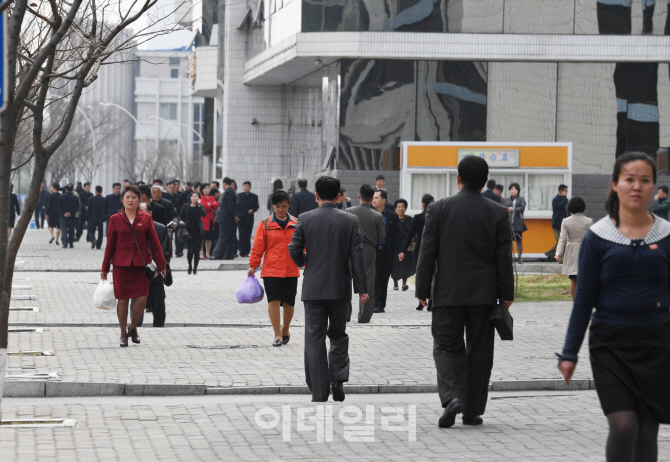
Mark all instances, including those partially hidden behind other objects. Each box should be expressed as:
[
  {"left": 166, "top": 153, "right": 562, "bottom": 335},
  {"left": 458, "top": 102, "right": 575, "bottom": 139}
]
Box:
[{"left": 589, "top": 321, "right": 670, "bottom": 423}]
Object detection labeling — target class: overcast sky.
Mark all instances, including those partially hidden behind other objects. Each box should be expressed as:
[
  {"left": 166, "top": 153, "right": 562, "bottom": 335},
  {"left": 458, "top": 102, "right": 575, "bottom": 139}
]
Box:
[{"left": 123, "top": 0, "right": 194, "bottom": 50}]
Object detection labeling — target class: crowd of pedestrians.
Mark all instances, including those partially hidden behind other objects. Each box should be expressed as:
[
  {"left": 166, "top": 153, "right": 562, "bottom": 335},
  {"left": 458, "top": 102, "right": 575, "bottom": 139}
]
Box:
[
  {"left": 34, "top": 177, "right": 260, "bottom": 261},
  {"left": 30, "top": 150, "right": 665, "bottom": 461}
]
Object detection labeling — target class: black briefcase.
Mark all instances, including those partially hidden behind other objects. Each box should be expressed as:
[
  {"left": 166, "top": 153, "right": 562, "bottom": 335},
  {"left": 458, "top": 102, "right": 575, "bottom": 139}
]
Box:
[{"left": 491, "top": 302, "right": 513, "bottom": 341}]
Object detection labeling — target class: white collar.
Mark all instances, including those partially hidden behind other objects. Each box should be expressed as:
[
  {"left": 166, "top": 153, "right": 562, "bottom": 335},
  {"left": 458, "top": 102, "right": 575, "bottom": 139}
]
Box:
[{"left": 590, "top": 215, "right": 670, "bottom": 246}]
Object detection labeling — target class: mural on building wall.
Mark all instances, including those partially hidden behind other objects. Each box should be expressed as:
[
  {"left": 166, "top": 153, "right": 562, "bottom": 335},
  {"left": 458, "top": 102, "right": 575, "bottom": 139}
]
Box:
[
  {"left": 338, "top": 59, "right": 486, "bottom": 170},
  {"left": 302, "top": 0, "right": 450, "bottom": 32},
  {"left": 596, "top": 1, "right": 669, "bottom": 156}
]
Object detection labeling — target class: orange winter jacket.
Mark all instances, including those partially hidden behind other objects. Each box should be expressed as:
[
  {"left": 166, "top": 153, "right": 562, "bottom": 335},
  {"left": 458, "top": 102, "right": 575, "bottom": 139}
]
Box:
[{"left": 249, "top": 213, "right": 301, "bottom": 278}]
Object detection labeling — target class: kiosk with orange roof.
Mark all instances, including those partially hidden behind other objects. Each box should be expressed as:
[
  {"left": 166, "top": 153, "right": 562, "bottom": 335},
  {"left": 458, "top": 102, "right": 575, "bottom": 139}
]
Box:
[{"left": 400, "top": 142, "right": 572, "bottom": 260}]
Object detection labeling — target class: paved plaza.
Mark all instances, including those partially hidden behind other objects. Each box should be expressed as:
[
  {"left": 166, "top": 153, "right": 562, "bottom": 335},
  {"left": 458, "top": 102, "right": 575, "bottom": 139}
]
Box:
[
  {"left": 7, "top": 231, "right": 588, "bottom": 389},
  {"left": 2, "top": 229, "right": 666, "bottom": 460},
  {"left": 4, "top": 392, "right": 670, "bottom": 461}
]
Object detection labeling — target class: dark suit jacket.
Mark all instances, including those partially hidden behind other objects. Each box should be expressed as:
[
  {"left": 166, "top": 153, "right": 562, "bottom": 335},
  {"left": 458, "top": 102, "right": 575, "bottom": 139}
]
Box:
[
  {"left": 345, "top": 205, "right": 385, "bottom": 248},
  {"left": 179, "top": 204, "right": 206, "bottom": 234},
  {"left": 87, "top": 195, "right": 105, "bottom": 223},
  {"left": 58, "top": 192, "right": 80, "bottom": 218},
  {"left": 402, "top": 211, "right": 426, "bottom": 263},
  {"left": 482, "top": 189, "right": 502, "bottom": 204},
  {"left": 217, "top": 187, "right": 237, "bottom": 222},
  {"left": 157, "top": 197, "right": 177, "bottom": 221},
  {"left": 289, "top": 188, "right": 317, "bottom": 217},
  {"left": 378, "top": 208, "right": 403, "bottom": 263},
  {"left": 79, "top": 191, "right": 93, "bottom": 218},
  {"left": 288, "top": 203, "right": 367, "bottom": 300},
  {"left": 104, "top": 194, "right": 123, "bottom": 220},
  {"left": 148, "top": 201, "right": 169, "bottom": 227},
  {"left": 237, "top": 192, "right": 259, "bottom": 219},
  {"left": 551, "top": 195, "right": 568, "bottom": 230},
  {"left": 46, "top": 192, "right": 60, "bottom": 218},
  {"left": 415, "top": 188, "right": 514, "bottom": 306}
]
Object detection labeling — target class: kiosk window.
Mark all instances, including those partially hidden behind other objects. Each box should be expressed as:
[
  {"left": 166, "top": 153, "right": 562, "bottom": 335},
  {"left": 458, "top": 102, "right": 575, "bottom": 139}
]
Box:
[
  {"left": 411, "top": 174, "right": 446, "bottom": 209},
  {"left": 528, "top": 174, "right": 565, "bottom": 211},
  {"left": 488, "top": 174, "right": 525, "bottom": 201}
]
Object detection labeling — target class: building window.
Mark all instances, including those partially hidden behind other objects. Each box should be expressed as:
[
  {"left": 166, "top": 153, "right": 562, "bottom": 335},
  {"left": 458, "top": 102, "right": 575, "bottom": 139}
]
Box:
[
  {"left": 169, "top": 57, "right": 180, "bottom": 66},
  {"left": 159, "top": 103, "right": 178, "bottom": 120},
  {"left": 193, "top": 103, "right": 204, "bottom": 154},
  {"left": 171, "top": 69, "right": 179, "bottom": 79}
]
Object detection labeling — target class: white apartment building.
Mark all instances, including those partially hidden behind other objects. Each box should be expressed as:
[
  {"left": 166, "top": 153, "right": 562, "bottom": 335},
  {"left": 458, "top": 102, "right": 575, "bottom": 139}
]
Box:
[
  {"left": 184, "top": 0, "right": 670, "bottom": 219},
  {"left": 135, "top": 49, "right": 206, "bottom": 183}
]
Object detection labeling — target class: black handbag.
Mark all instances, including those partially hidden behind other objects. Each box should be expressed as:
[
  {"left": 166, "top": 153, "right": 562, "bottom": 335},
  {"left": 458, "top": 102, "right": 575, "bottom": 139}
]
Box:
[
  {"left": 490, "top": 301, "right": 513, "bottom": 341},
  {"left": 164, "top": 263, "right": 173, "bottom": 286},
  {"left": 177, "top": 226, "right": 192, "bottom": 243},
  {"left": 124, "top": 221, "right": 157, "bottom": 281}
]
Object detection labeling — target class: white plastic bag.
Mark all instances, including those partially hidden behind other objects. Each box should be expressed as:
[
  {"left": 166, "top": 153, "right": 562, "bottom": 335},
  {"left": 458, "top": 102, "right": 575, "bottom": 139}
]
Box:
[{"left": 93, "top": 280, "right": 116, "bottom": 310}]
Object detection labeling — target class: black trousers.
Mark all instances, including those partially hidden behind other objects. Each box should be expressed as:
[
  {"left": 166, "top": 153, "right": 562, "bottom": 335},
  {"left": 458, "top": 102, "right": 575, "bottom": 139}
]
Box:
[
  {"left": 148, "top": 279, "right": 166, "bottom": 327},
  {"left": 60, "top": 217, "right": 77, "bottom": 247},
  {"left": 132, "top": 278, "right": 166, "bottom": 327},
  {"left": 213, "top": 219, "right": 237, "bottom": 259},
  {"left": 374, "top": 247, "right": 392, "bottom": 309},
  {"left": 222, "top": 219, "right": 237, "bottom": 259},
  {"left": 304, "top": 300, "right": 350, "bottom": 402},
  {"left": 237, "top": 217, "right": 253, "bottom": 255},
  {"left": 76, "top": 214, "right": 87, "bottom": 240},
  {"left": 34, "top": 208, "right": 45, "bottom": 229},
  {"left": 432, "top": 305, "right": 495, "bottom": 416},
  {"left": 87, "top": 220, "right": 104, "bottom": 249}
]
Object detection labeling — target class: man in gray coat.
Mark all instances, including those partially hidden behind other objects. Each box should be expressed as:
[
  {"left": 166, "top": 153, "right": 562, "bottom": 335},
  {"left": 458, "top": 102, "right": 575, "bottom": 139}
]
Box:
[
  {"left": 415, "top": 155, "right": 515, "bottom": 429},
  {"left": 345, "top": 184, "right": 385, "bottom": 323},
  {"left": 288, "top": 176, "right": 368, "bottom": 403}
]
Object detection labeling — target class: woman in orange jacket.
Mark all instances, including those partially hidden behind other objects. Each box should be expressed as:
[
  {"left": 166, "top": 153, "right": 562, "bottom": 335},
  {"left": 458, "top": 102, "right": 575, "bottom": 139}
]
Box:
[{"left": 248, "top": 189, "right": 301, "bottom": 347}]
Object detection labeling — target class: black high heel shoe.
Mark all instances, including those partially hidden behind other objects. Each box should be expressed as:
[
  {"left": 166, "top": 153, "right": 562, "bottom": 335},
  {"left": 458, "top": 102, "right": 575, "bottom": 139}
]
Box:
[
  {"left": 188, "top": 267, "right": 192, "bottom": 275},
  {"left": 282, "top": 335, "right": 290, "bottom": 345},
  {"left": 128, "top": 326, "right": 140, "bottom": 344},
  {"left": 272, "top": 339, "right": 282, "bottom": 347}
]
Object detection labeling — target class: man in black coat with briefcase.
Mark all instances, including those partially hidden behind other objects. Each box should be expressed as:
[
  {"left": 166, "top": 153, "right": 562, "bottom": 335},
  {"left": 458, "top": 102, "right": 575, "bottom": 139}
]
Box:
[{"left": 415, "top": 155, "right": 515, "bottom": 429}]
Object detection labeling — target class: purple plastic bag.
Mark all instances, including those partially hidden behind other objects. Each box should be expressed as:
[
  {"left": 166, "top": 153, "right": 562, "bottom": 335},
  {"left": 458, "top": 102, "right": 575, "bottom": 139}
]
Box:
[{"left": 236, "top": 275, "right": 265, "bottom": 304}]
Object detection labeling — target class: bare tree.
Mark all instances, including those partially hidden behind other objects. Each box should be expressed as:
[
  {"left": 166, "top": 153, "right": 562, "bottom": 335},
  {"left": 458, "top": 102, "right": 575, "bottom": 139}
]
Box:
[
  {"left": 47, "top": 105, "right": 130, "bottom": 184},
  {"left": 0, "top": 0, "right": 192, "bottom": 409}
]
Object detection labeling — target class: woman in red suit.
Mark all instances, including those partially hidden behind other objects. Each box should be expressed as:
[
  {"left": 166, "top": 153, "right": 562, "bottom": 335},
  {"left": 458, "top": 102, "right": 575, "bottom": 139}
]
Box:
[
  {"left": 199, "top": 183, "right": 219, "bottom": 259},
  {"left": 101, "top": 186, "right": 166, "bottom": 347}
]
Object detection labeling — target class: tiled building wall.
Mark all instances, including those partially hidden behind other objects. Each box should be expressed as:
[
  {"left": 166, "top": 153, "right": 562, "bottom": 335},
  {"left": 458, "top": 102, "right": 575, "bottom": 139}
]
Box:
[
  {"left": 222, "top": 1, "right": 326, "bottom": 229},
  {"left": 331, "top": 169, "right": 401, "bottom": 207},
  {"left": 487, "top": 62, "right": 557, "bottom": 142},
  {"left": 572, "top": 173, "right": 670, "bottom": 221}
]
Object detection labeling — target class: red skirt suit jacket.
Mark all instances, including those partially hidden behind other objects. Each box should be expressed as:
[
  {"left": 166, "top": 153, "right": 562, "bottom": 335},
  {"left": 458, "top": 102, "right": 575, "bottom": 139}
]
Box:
[
  {"left": 102, "top": 210, "right": 166, "bottom": 299},
  {"left": 200, "top": 195, "right": 219, "bottom": 231}
]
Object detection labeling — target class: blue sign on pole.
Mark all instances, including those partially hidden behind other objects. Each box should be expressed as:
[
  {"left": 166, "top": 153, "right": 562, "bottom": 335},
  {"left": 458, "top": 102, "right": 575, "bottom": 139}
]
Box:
[{"left": 0, "top": 11, "right": 6, "bottom": 114}]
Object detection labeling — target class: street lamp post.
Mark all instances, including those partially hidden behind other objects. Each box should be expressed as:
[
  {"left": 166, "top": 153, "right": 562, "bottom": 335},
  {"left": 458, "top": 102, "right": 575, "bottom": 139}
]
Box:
[
  {"left": 146, "top": 115, "right": 191, "bottom": 179},
  {"left": 75, "top": 106, "right": 96, "bottom": 152},
  {"left": 100, "top": 101, "right": 150, "bottom": 178}
]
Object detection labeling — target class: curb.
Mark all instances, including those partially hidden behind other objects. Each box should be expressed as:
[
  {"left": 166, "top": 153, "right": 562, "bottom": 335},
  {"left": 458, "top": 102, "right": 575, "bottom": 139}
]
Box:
[{"left": 2, "top": 380, "right": 594, "bottom": 398}]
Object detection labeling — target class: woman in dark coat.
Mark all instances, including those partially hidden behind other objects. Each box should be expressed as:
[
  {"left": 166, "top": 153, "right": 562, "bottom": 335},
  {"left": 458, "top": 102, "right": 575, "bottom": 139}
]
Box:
[
  {"left": 179, "top": 191, "right": 206, "bottom": 275},
  {"left": 45, "top": 182, "right": 61, "bottom": 245},
  {"left": 392, "top": 199, "right": 415, "bottom": 291},
  {"left": 101, "top": 185, "right": 166, "bottom": 347},
  {"left": 558, "top": 152, "right": 670, "bottom": 462},
  {"left": 399, "top": 194, "right": 433, "bottom": 310},
  {"left": 504, "top": 183, "right": 527, "bottom": 264},
  {"left": 8, "top": 184, "right": 20, "bottom": 238}
]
